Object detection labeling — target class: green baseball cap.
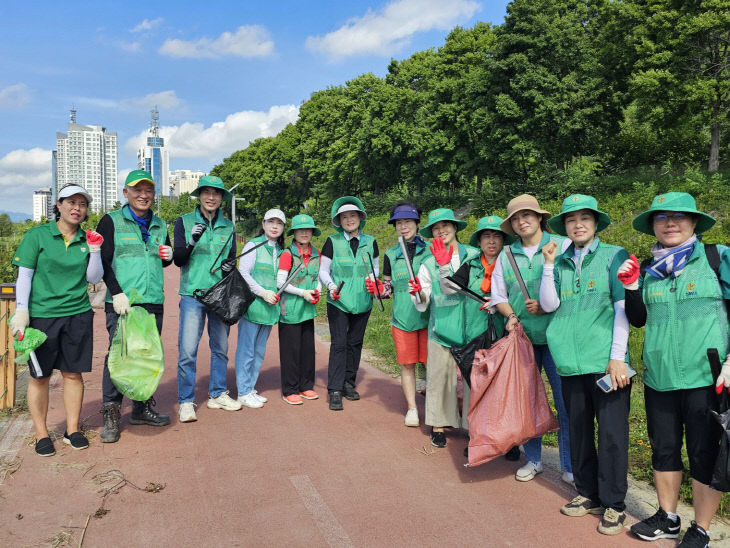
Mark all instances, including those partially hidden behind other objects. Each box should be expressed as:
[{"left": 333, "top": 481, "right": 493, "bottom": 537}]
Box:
[
  {"left": 419, "top": 208, "right": 467, "bottom": 239},
  {"left": 125, "top": 169, "right": 155, "bottom": 187},
  {"left": 191, "top": 175, "right": 232, "bottom": 202},
  {"left": 632, "top": 192, "right": 716, "bottom": 235},
  {"left": 547, "top": 194, "right": 611, "bottom": 237},
  {"left": 469, "top": 215, "right": 516, "bottom": 247},
  {"left": 287, "top": 213, "right": 321, "bottom": 236},
  {"left": 330, "top": 196, "right": 366, "bottom": 232}
]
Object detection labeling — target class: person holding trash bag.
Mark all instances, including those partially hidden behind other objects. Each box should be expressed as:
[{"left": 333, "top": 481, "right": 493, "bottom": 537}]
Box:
[
  {"left": 538, "top": 194, "right": 631, "bottom": 536},
  {"left": 173, "top": 175, "right": 239, "bottom": 423},
  {"left": 410, "top": 208, "right": 479, "bottom": 448},
  {"left": 382, "top": 201, "right": 429, "bottom": 427},
  {"left": 621, "top": 192, "right": 730, "bottom": 546},
  {"left": 276, "top": 214, "right": 322, "bottom": 405},
  {"left": 10, "top": 184, "right": 103, "bottom": 456},
  {"left": 97, "top": 170, "right": 173, "bottom": 443},
  {"left": 234, "top": 208, "right": 286, "bottom": 409},
  {"left": 319, "top": 196, "right": 380, "bottom": 411},
  {"left": 490, "top": 194, "right": 573, "bottom": 483}
]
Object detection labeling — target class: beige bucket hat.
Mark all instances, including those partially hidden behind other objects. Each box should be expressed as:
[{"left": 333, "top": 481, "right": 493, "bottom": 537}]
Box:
[{"left": 499, "top": 194, "right": 552, "bottom": 235}]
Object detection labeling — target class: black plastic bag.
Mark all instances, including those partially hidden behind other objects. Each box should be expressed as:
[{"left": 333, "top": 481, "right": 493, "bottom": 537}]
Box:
[
  {"left": 450, "top": 313, "right": 499, "bottom": 389},
  {"left": 710, "top": 390, "right": 730, "bottom": 492},
  {"left": 193, "top": 265, "right": 255, "bottom": 326}
]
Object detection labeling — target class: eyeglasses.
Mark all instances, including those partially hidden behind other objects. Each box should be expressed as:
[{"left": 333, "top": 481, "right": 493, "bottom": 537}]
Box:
[{"left": 653, "top": 212, "right": 688, "bottom": 223}]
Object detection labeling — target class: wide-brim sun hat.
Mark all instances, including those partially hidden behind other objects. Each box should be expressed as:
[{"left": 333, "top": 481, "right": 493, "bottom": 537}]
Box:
[
  {"left": 419, "top": 208, "right": 467, "bottom": 239},
  {"left": 191, "top": 175, "right": 232, "bottom": 202},
  {"left": 632, "top": 192, "right": 716, "bottom": 235},
  {"left": 500, "top": 194, "right": 552, "bottom": 235},
  {"left": 469, "top": 215, "right": 515, "bottom": 247},
  {"left": 547, "top": 194, "right": 611, "bottom": 237},
  {"left": 287, "top": 213, "right": 321, "bottom": 236},
  {"left": 330, "top": 196, "right": 366, "bottom": 232},
  {"left": 125, "top": 169, "right": 155, "bottom": 187},
  {"left": 57, "top": 184, "right": 93, "bottom": 204}
]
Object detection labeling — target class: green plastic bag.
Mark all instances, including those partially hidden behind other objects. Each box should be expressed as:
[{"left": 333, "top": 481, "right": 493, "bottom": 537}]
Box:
[
  {"left": 13, "top": 327, "right": 47, "bottom": 365},
  {"left": 107, "top": 306, "right": 164, "bottom": 401}
]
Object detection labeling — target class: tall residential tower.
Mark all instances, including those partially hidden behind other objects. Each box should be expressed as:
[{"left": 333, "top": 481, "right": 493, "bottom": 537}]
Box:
[{"left": 137, "top": 108, "right": 169, "bottom": 196}]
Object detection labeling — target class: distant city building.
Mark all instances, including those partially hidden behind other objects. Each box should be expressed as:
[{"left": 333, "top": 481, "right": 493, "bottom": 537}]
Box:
[
  {"left": 54, "top": 108, "right": 118, "bottom": 213},
  {"left": 169, "top": 169, "right": 206, "bottom": 196},
  {"left": 32, "top": 187, "right": 53, "bottom": 222},
  {"left": 137, "top": 108, "right": 170, "bottom": 196}
]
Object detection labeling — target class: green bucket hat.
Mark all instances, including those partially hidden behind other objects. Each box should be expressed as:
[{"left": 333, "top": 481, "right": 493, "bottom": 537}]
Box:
[
  {"left": 330, "top": 196, "right": 366, "bottom": 232},
  {"left": 287, "top": 213, "right": 321, "bottom": 237},
  {"left": 191, "top": 175, "right": 232, "bottom": 202},
  {"left": 632, "top": 192, "right": 716, "bottom": 235},
  {"left": 419, "top": 208, "right": 467, "bottom": 239},
  {"left": 125, "top": 169, "right": 155, "bottom": 187},
  {"left": 469, "top": 215, "right": 516, "bottom": 247},
  {"left": 547, "top": 194, "right": 612, "bottom": 237}
]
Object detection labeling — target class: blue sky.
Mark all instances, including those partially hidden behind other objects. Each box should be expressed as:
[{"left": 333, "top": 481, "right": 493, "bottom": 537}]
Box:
[{"left": 1, "top": 0, "right": 510, "bottom": 213}]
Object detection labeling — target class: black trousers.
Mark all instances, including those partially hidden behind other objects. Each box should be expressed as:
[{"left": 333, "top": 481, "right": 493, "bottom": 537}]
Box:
[
  {"left": 561, "top": 373, "right": 631, "bottom": 512},
  {"left": 278, "top": 320, "right": 316, "bottom": 396},
  {"left": 326, "top": 303, "right": 370, "bottom": 392}
]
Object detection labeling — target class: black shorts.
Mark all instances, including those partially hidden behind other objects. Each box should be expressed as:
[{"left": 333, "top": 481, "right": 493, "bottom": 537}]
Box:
[
  {"left": 29, "top": 310, "right": 94, "bottom": 379},
  {"left": 645, "top": 384, "right": 722, "bottom": 485}
]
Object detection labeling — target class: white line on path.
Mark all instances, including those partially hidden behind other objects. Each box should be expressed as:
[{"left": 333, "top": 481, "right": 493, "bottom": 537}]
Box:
[{"left": 290, "top": 474, "right": 354, "bottom": 548}]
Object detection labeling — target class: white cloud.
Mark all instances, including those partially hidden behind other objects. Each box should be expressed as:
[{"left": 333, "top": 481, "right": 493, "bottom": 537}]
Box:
[
  {"left": 0, "top": 148, "right": 53, "bottom": 213},
  {"left": 159, "top": 25, "right": 274, "bottom": 58},
  {"left": 124, "top": 105, "right": 300, "bottom": 164},
  {"left": 306, "top": 0, "right": 479, "bottom": 60},
  {"left": 116, "top": 41, "right": 142, "bottom": 53},
  {"left": 77, "top": 90, "right": 182, "bottom": 111},
  {"left": 131, "top": 18, "right": 163, "bottom": 33},
  {"left": 0, "top": 83, "right": 32, "bottom": 108}
]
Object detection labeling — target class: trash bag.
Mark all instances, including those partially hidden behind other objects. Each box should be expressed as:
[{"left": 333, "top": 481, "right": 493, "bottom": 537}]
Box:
[
  {"left": 107, "top": 306, "right": 164, "bottom": 402},
  {"left": 193, "top": 268, "right": 254, "bottom": 326},
  {"left": 13, "top": 327, "right": 47, "bottom": 364},
  {"left": 450, "top": 313, "right": 499, "bottom": 389},
  {"left": 466, "top": 323, "right": 559, "bottom": 467},
  {"left": 710, "top": 391, "right": 730, "bottom": 492}
]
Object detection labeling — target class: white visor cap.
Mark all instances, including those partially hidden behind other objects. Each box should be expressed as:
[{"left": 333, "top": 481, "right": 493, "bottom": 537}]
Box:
[{"left": 58, "top": 185, "right": 93, "bottom": 204}]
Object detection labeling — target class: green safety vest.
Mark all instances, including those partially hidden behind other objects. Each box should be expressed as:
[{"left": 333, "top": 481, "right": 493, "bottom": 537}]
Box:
[
  {"left": 104, "top": 206, "right": 168, "bottom": 305},
  {"left": 326, "top": 232, "right": 376, "bottom": 314},
  {"left": 641, "top": 243, "right": 729, "bottom": 391},
  {"left": 385, "top": 241, "right": 429, "bottom": 332},
  {"left": 500, "top": 232, "right": 566, "bottom": 345},
  {"left": 279, "top": 243, "right": 320, "bottom": 325},
  {"left": 178, "top": 208, "right": 234, "bottom": 296},
  {"left": 423, "top": 243, "right": 480, "bottom": 347},
  {"left": 546, "top": 239, "right": 627, "bottom": 376},
  {"left": 464, "top": 255, "right": 506, "bottom": 342},
  {"left": 243, "top": 235, "right": 281, "bottom": 325}
]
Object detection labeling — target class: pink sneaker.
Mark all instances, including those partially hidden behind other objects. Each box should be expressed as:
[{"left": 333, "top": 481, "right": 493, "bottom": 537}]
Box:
[
  {"left": 282, "top": 394, "right": 303, "bottom": 405},
  {"left": 299, "top": 390, "right": 319, "bottom": 400}
]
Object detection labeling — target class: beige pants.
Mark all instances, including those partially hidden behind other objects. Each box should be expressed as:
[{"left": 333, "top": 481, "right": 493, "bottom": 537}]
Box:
[{"left": 425, "top": 338, "right": 470, "bottom": 429}]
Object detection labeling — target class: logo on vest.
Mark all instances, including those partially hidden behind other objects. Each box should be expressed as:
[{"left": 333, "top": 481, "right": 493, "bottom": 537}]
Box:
[
  {"left": 587, "top": 280, "right": 596, "bottom": 292},
  {"left": 686, "top": 282, "right": 697, "bottom": 296}
]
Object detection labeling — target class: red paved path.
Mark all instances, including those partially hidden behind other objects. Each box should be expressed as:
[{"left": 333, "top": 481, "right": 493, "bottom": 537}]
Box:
[{"left": 0, "top": 269, "right": 666, "bottom": 547}]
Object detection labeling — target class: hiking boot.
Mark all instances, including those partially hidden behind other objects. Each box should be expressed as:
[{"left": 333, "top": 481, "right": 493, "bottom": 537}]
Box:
[
  {"left": 35, "top": 437, "right": 55, "bottom": 457},
  {"left": 100, "top": 402, "right": 121, "bottom": 443},
  {"left": 329, "top": 391, "right": 343, "bottom": 411},
  {"left": 207, "top": 391, "right": 242, "bottom": 411},
  {"left": 598, "top": 508, "right": 626, "bottom": 535},
  {"left": 179, "top": 402, "right": 197, "bottom": 422},
  {"left": 630, "top": 508, "right": 680, "bottom": 541},
  {"left": 404, "top": 408, "right": 419, "bottom": 427},
  {"left": 63, "top": 431, "right": 89, "bottom": 450},
  {"left": 130, "top": 397, "right": 170, "bottom": 426},
  {"left": 430, "top": 429, "right": 446, "bottom": 448},
  {"left": 343, "top": 383, "right": 360, "bottom": 401},
  {"left": 515, "top": 461, "right": 543, "bottom": 482},
  {"left": 504, "top": 446, "right": 521, "bottom": 461},
  {"left": 679, "top": 522, "right": 710, "bottom": 548},
  {"left": 560, "top": 495, "right": 604, "bottom": 517}
]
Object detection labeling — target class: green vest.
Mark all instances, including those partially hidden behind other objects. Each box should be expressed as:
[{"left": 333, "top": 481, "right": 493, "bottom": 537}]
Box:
[
  {"left": 279, "top": 243, "right": 320, "bottom": 325},
  {"left": 104, "top": 206, "right": 168, "bottom": 305},
  {"left": 327, "top": 232, "right": 376, "bottom": 314},
  {"left": 464, "top": 255, "right": 506, "bottom": 342},
  {"left": 243, "top": 235, "right": 281, "bottom": 325},
  {"left": 178, "top": 208, "right": 235, "bottom": 296},
  {"left": 424, "top": 243, "right": 480, "bottom": 347},
  {"left": 385, "top": 241, "right": 429, "bottom": 332},
  {"left": 641, "top": 243, "right": 729, "bottom": 391},
  {"left": 546, "top": 239, "right": 625, "bottom": 376},
  {"left": 500, "top": 232, "right": 566, "bottom": 345}
]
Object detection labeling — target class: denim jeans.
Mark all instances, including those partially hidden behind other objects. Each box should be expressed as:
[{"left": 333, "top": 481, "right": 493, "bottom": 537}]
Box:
[
  {"left": 523, "top": 344, "right": 572, "bottom": 473},
  {"left": 177, "top": 295, "right": 231, "bottom": 403},
  {"left": 235, "top": 317, "right": 273, "bottom": 397}
]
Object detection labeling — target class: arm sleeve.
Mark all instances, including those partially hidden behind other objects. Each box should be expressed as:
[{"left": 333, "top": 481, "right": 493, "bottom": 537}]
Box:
[
  {"left": 372, "top": 256, "right": 379, "bottom": 278},
  {"left": 277, "top": 268, "right": 305, "bottom": 296},
  {"left": 610, "top": 300, "right": 630, "bottom": 361},
  {"left": 383, "top": 254, "right": 391, "bottom": 278},
  {"left": 539, "top": 263, "right": 560, "bottom": 313},
  {"left": 373, "top": 240, "right": 379, "bottom": 259},
  {"left": 86, "top": 251, "right": 103, "bottom": 284},
  {"left": 608, "top": 248, "right": 629, "bottom": 302},
  {"left": 489, "top": 254, "right": 509, "bottom": 307},
  {"left": 239, "top": 241, "right": 264, "bottom": 296},
  {"left": 319, "top": 238, "right": 336, "bottom": 290},
  {"left": 97, "top": 214, "right": 124, "bottom": 296},
  {"left": 173, "top": 217, "right": 193, "bottom": 267},
  {"left": 228, "top": 233, "right": 237, "bottom": 260},
  {"left": 624, "top": 288, "right": 646, "bottom": 327},
  {"left": 15, "top": 267, "right": 33, "bottom": 310},
  {"left": 320, "top": 238, "right": 333, "bottom": 260},
  {"left": 412, "top": 263, "right": 431, "bottom": 312}
]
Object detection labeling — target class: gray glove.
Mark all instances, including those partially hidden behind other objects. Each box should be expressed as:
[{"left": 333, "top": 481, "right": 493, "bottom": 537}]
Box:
[
  {"left": 188, "top": 223, "right": 207, "bottom": 246},
  {"left": 221, "top": 259, "right": 236, "bottom": 273}
]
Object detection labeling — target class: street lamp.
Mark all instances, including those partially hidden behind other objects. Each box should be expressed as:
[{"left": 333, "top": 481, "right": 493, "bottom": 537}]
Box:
[{"left": 229, "top": 183, "right": 241, "bottom": 221}]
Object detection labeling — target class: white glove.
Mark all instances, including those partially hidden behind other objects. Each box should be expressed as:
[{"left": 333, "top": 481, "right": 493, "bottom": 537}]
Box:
[
  {"left": 10, "top": 308, "right": 29, "bottom": 336},
  {"left": 260, "top": 289, "right": 280, "bottom": 305},
  {"left": 188, "top": 223, "right": 206, "bottom": 246},
  {"left": 158, "top": 245, "right": 173, "bottom": 261},
  {"left": 112, "top": 293, "right": 131, "bottom": 315},
  {"left": 716, "top": 356, "right": 730, "bottom": 394}
]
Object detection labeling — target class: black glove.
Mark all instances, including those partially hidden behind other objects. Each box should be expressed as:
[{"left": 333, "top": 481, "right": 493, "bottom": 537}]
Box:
[
  {"left": 188, "top": 223, "right": 207, "bottom": 246},
  {"left": 221, "top": 258, "right": 236, "bottom": 274}
]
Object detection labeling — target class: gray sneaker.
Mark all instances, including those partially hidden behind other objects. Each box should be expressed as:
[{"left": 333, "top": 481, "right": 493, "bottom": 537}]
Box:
[
  {"left": 598, "top": 508, "right": 626, "bottom": 535},
  {"left": 207, "top": 391, "right": 242, "bottom": 411},
  {"left": 560, "top": 495, "right": 604, "bottom": 517},
  {"left": 179, "top": 402, "right": 197, "bottom": 422}
]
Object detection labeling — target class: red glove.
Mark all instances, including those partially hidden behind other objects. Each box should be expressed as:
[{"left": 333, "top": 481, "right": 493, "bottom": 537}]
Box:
[
  {"left": 408, "top": 277, "right": 422, "bottom": 295},
  {"left": 365, "top": 278, "right": 384, "bottom": 295},
  {"left": 274, "top": 294, "right": 280, "bottom": 304},
  {"left": 330, "top": 287, "right": 341, "bottom": 301},
  {"left": 617, "top": 254, "right": 640, "bottom": 286},
  {"left": 479, "top": 299, "right": 491, "bottom": 312},
  {"left": 86, "top": 230, "right": 104, "bottom": 252},
  {"left": 429, "top": 237, "right": 453, "bottom": 266},
  {"left": 311, "top": 289, "right": 320, "bottom": 305},
  {"left": 158, "top": 245, "right": 173, "bottom": 261}
]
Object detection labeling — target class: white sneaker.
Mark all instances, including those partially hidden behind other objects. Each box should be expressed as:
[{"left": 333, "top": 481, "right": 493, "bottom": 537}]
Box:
[
  {"left": 179, "top": 402, "right": 197, "bottom": 423},
  {"left": 404, "top": 408, "right": 419, "bottom": 427},
  {"left": 561, "top": 471, "right": 575, "bottom": 485},
  {"left": 207, "top": 391, "right": 242, "bottom": 411},
  {"left": 251, "top": 390, "right": 268, "bottom": 403},
  {"left": 238, "top": 392, "right": 264, "bottom": 409},
  {"left": 515, "top": 461, "right": 543, "bottom": 482}
]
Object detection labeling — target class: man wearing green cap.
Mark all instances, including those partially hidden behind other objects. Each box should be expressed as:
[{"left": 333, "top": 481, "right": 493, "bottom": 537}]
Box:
[
  {"left": 97, "top": 169, "right": 173, "bottom": 443},
  {"left": 173, "top": 175, "right": 239, "bottom": 422}
]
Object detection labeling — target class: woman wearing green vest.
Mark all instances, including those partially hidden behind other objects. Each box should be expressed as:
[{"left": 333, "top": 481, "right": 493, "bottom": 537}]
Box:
[
  {"left": 490, "top": 194, "right": 572, "bottom": 483},
  {"left": 411, "top": 209, "right": 479, "bottom": 448},
  {"left": 235, "top": 208, "right": 286, "bottom": 409},
  {"left": 11, "top": 185, "right": 103, "bottom": 456},
  {"left": 539, "top": 195, "right": 631, "bottom": 536},
  {"left": 621, "top": 193, "right": 730, "bottom": 546},
  {"left": 382, "top": 201, "right": 429, "bottom": 427},
  {"left": 277, "top": 214, "right": 322, "bottom": 405},
  {"left": 319, "top": 196, "right": 379, "bottom": 411}
]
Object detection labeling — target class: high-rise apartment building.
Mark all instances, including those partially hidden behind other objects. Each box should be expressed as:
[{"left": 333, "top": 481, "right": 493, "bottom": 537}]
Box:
[
  {"left": 54, "top": 109, "right": 118, "bottom": 213},
  {"left": 137, "top": 108, "right": 170, "bottom": 196},
  {"left": 32, "top": 187, "right": 53, "bottom": 222},
  {"left": 169, "top": 169, "right": 206, "bottom": 196}
]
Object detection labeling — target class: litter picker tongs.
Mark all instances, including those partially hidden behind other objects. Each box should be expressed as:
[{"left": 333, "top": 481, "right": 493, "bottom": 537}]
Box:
[
  {"left": 363, "top": 252, "right": 385, "bottom": 312},
  {"left": 398, "top": 236, "right": 421, "bottom": 304}
]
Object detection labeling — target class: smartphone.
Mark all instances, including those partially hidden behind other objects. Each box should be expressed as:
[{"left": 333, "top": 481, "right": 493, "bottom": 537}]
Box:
[{"left": 596, "top": 365, "right": 637, "bottom": 393}]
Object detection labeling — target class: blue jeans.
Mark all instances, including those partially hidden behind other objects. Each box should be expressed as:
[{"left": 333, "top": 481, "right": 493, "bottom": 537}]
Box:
[
  {"left": 235, "top": 318, "right": 273, "bottom": 396},
  {"left": 523, "top": 344, "right": 572, "bottom": 473},
  {"left": 177, "top": 295, "right": 231, "bottom": 403}
]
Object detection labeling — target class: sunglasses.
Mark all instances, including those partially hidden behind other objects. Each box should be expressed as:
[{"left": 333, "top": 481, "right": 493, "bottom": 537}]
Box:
[{"left": 653, "top": 212, "right": 688, "bottom": 223}]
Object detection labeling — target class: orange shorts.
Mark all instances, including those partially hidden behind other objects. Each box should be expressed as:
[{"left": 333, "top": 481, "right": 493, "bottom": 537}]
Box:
[{"left": 391, "top": 326, "right": 428, "bottom": 365}]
